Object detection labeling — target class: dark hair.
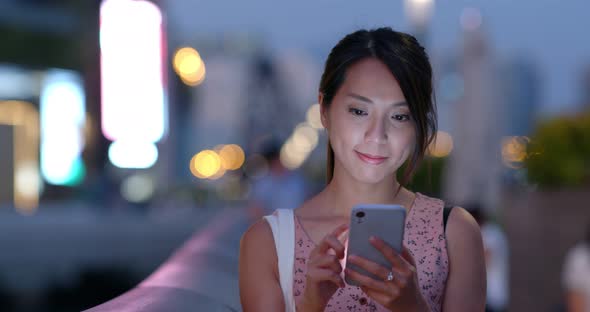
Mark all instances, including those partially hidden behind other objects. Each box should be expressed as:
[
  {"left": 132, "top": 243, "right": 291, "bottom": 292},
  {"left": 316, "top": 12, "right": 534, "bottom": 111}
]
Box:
[{"left": 319, "top": 27, "right": 437, "bottom": 191}]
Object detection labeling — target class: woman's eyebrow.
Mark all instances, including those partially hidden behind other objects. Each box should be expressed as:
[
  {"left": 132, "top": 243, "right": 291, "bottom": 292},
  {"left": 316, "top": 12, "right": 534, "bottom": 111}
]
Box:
[{"left": 346, "top": 92, "right": 407, "bottom": 107}]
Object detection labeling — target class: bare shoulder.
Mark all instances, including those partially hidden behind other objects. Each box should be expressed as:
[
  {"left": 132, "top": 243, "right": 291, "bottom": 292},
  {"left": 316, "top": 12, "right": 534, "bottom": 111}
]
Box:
[
  {"left": 446, "top": 206, "right": 482, "bottom": 244},
  {"left": 442, "top": 206, "right": 486, "bottom": 311},
  {"left": 240, "top": 217, "right": 277, "bottom": 267},
  {"left": 239, "top": 218, "right": 284, "bottom": 311}
]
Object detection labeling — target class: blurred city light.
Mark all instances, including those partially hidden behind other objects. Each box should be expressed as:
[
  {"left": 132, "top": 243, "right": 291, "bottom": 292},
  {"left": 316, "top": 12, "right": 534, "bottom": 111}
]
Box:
[
  {"left": 108, "top": 140, "right": 159, "bottom": 169},
  {"left": 0, "top": 100, "right": 40, "bottom": 213},
  {"left": 280, "top": 138, "right": 308, "bottom": 170},
  {"left": 190, "top": 150, "right": 222, "bottom": 179},
  {"left": 427, "top": 130, "right": 454, "bottom": 158},
  {"left": 173, "top": 47, "right": 206, "bottom": 86},
  {"left": 292, "top": 122, "right": 318, "bottom": 153},
  {"left": 219, "top": 144, "right": 245, "bottom": 170},
  {"left": 40, "top": 69, "right": 86, "bottom": 186},
  {"left": 278, "top": 122, "right": 319, "bottom": 170},
  {"left": 121, "top": 173, "right": 155, "bottom": 203},
  {"left": 404, "top": 0, "right": 435, "bottom": 29},
  {"left": 190, "top": 145, "right": 245, "bottom": 180},
  {"left": 208, "top": 166, "right": 227, "bottom": 180},
  {"left": 306, "top": 103, "right": 323, "bottom": 129},
  {"left": 502, "top": 136, "right": 529, "bottom": 169},
  {"left": 15, "top": 162, "right": 42, "bottom": 215},
  {"left": 100, "top": 0, "right": 167, "bottom": 169}
]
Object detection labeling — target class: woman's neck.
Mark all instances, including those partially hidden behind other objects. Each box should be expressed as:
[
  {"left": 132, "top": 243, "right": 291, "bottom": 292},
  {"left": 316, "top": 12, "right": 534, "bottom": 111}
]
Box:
[{"left": 315, "top": 169, "right": 414, "bottom": 219}]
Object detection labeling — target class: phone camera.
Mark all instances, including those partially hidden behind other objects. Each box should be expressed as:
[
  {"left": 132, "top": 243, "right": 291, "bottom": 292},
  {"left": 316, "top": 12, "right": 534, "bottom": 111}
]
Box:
[{"left": 355, "top": 211, "right": 365, "bottom": 218}]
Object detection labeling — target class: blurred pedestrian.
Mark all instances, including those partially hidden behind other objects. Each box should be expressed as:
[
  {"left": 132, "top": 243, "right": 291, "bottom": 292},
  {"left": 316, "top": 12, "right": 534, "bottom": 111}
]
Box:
[
  {"left": 562, "top": 221, "right": 590, "bottom": 312},
  {"left": 247, "top": 138, "right": 307, "bottom": 220},
  {"left": 471, "top": 204, "right": 509, "bottom": 312}
]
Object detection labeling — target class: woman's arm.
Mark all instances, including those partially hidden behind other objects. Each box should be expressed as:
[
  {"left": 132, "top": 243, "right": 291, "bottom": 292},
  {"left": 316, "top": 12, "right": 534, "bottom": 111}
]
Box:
[
  {"left": 239, "top": 219, "right": 285, "bottom": 312},
  {"left": 442, "top": 207, "right": 487, "bottom": 311}
]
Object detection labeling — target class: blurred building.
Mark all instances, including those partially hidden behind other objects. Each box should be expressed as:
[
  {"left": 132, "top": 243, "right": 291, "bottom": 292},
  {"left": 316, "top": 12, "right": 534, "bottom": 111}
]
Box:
[
  {"left": 443, "top": 19, "right": 504, "bottom": 211},
  {"left": 497, "top": 59, "right": 540, "bottom": 137},
  {"left": 0, "top": 1, "right": 99, "bottom": 212}
]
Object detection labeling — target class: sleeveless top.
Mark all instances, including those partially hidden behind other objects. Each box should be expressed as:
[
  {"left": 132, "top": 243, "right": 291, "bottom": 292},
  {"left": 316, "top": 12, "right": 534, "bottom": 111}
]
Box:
[{"left": 292, "top": 192, "right": 449, "bottom": 311}]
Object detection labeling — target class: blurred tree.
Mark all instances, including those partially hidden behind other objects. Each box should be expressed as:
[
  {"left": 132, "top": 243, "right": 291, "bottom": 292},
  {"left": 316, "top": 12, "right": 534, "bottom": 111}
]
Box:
[
  {"left": 404, "top": 156, "right": 447, "bottom": 198},
  {"left": 525, "top": 112, "right": 590, "bottom": 188}
]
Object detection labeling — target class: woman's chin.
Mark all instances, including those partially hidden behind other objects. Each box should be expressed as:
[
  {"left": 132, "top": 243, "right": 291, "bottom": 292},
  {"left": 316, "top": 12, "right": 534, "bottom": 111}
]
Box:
[{"left": 352, "top": 171, "right": 390, "bottom": 185}]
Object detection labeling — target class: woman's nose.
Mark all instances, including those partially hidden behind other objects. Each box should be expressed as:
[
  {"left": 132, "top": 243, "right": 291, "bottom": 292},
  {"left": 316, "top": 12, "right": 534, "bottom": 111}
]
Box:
[{"left": 364, "top": 116, "right": 388, "bottom": 144}]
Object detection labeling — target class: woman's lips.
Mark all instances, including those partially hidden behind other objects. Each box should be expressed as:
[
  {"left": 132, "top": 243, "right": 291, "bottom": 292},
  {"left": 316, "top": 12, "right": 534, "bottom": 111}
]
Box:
[{"left": 355, "top": 151, "right": 388, "bottom": 165}]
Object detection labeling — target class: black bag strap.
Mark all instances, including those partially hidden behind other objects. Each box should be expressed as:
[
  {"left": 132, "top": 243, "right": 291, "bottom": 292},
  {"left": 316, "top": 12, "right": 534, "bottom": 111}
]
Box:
[{"left": 443, "top": 203, "right": 454, "bottom": 232}]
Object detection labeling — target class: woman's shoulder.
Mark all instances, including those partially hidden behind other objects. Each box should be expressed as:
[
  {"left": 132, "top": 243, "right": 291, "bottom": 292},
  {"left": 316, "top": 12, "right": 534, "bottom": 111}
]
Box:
[
  {"left": 241, "top": 217, "right": 275, "bottom": 249},
  {"left": 445, "top": 206, "right": 483, "bottom": 255},
  {"left": 240, "top": 217, "right": 280, "bottom": 276}
]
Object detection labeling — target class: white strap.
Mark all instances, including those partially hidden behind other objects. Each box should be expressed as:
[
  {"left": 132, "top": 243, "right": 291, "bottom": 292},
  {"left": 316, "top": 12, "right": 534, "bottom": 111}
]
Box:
[{"left": 264, "top": 209, "right": 296, "bottom": 312}]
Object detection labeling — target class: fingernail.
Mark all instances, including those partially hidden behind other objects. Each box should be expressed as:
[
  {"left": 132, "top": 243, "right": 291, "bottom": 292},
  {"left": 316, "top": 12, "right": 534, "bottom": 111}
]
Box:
[{"left": 349, "top": 255, "right": 357, "bottom": 261}]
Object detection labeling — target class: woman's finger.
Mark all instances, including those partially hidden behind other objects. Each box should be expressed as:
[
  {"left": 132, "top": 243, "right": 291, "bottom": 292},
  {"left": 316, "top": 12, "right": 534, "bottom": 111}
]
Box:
[
  {"left": 344, "top": 267, "right": 390, "bottom": 294},
  {"left": 360, "top": 286, "right": 400, "bottom": 308},
  {"left": 401, "top": 246, "right": 417, "bottom": 269},
  {"left": 312, "top": 254, "right": 343, "bottom": 273},
  {"left": 347, "top": 254, "right": 390, "bottom": 281},
  {"left": 313, "top": 225, "right": 348, "bottom": 258},
  {"left": 369, "top": 236, "right": 408, "bottom": 270},
  {"left": 389, "top": 267, "right": 411, "bottom": 289},
  {"left": 308, "top": 267, "right": 345, "bottom": 288}
]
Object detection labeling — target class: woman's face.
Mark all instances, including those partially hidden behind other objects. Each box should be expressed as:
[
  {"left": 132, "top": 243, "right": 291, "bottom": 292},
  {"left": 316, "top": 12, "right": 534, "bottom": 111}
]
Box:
[{"left": 321, "top": 57, "right": 416, "bottom": 184}]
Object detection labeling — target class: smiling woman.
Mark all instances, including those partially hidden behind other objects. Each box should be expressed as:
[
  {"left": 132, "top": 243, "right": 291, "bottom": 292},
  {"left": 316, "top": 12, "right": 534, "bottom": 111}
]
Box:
[{"left": 239, "top": 27, "right": 486, "bottom": 312}]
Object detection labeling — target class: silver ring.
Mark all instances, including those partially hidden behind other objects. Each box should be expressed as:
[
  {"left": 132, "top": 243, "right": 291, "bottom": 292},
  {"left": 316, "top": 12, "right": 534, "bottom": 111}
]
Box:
[{"left": 386, "top": 271, "right": 394, "bottom": 282}]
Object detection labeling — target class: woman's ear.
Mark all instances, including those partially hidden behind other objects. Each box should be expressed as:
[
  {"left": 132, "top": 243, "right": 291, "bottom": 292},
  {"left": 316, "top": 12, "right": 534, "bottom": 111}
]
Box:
[{"left": 319, "top": 93, "right": 329, "bottom": 130}]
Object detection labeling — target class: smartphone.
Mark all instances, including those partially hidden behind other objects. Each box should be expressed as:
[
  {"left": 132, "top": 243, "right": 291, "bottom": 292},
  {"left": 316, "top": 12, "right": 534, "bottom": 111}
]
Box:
[{"left": 344, "top": 204, "right": 406, "bottom": 286}]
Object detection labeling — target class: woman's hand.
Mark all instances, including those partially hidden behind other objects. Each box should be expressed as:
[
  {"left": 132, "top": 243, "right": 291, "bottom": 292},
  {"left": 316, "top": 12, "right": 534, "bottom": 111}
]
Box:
[
  {"left": 297, "top": 224, "right": 348, "bottom": 312},
  {"left": 345, "top": 236, "right": 428, "bottom": 312}
]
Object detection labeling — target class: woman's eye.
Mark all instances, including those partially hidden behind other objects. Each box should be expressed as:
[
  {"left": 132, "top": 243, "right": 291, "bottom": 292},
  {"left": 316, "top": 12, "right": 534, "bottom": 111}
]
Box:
[
  {"left": 392, "top": 114, "right": 411, "bottom": 121},
  {"left": 349, "top": 108, "right": 367, "bottom": 116}
]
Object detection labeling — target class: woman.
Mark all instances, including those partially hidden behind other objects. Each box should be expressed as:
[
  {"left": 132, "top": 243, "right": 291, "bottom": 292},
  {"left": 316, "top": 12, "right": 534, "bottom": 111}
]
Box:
[{"left": 239, "top": 27, "right": 486, "bottom": 312}]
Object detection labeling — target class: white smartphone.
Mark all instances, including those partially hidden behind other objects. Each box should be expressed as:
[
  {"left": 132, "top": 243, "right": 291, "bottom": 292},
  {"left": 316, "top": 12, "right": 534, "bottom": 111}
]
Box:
[{"left": 344, "top": 204, "right": 406, "bottom": 286}]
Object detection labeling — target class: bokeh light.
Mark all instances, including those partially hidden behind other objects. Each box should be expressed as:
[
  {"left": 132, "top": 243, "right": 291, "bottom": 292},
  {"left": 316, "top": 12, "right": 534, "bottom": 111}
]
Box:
[
  {"left": 108, "top": 141, "right": 159, "bottom": 169},
  {"left": 121, "top": 174, "right": 155, "bottom": 203},
  {"left": 292, "top": 123, "right": 318, "bottom": 153},
  {"left": 190, "top": 150, "right": 222, "bottom": 179},
  {"left": 280, "top": 138, "right": 308, "bottom": 170},
  {"left": 100, "top": 0, "right": 167, "bottom": 143},
  {"left": 427, "top": 131, "right": 454, "bottom": 158},
  {"left": 0, "top": 100, "right": 40, "bottom": 212},
  {"left": 173, "top": 47, "right": 206, "bottom": 86},
  {"left": 40, "top": 69, "right": 86, "bottom": 186},
  {"left": 219, "top": 144, "right": 245, "bottom": 170},
  {"left": 306, "top": 104, "right": 323, "bottom": 129},
  {"left": 502, "top": 136, "right": 529, "bottom": 169}
]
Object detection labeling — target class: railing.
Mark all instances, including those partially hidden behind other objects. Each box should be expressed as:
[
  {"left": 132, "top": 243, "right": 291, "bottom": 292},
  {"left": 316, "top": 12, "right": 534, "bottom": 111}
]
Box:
[{"left": 85, "top": 208, "right": 246, "bottom": 312}]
